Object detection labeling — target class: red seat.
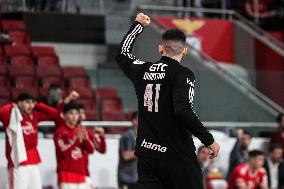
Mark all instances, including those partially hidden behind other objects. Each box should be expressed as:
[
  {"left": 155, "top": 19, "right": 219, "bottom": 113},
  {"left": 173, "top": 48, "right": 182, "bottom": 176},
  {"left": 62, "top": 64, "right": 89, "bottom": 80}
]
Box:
[
  {"left": 36, "top": 66, "right": 62, "bottom": 78},
  {"left": 67, "top": 87, "right": 94, "bottom": 99},
  {"left": 10, "top": 56, "right": 33, "bottom": 65},
  {"left": 11, "top": 87, "right": 39, "bottom": 100},
  {"left": 62, "top": 67, "right": 88, "bottom": 79},
  {"left": 4, "top": 45, "right": 33, "bottom": 65},
  {"left": 8, "top": 31, "right": 30, "bottom": 45},
  {"left": 95, "top": 87, "right": 119, "bottom": 100},
  {"left": 39, "top": 88, "right": 48, "bottom": 98},
  {"left": 68, "top": 77, "right": 90, "bottom": 88},
  {"left": 14, "top": 76, "right": 37, "bottom": 88},
  {"left": 41, "top": 77, "right": 63, "bottom": 88},
  {"left": 106, "top": 127, "right": 128, "bottom": 134},
  {"left": 85, "top": 108, "right": 98, "bottom": 121},
  {"left": 0, "top": 65, "right": 8, "bottom": 76},
  {"left": 0, "top": 98, "right": 10, "bottom": 107},
  {"left": 1, "top": 20, "right": 26, "bottom": 31},
  {"left": 77, "top": 99, "right": 96, "bottom": 110},
  {"left": 9, "top": 65, "right": 35, "bottom": 77},
  {"left": 0, "top": 76, "right": 10, "bottom": 87},
  {"left": 100, "top": 112, "right": 126, "bottom": 121},
  {"left": 32, "top": 46, "right": 57, "bottom": 57},
  {"left": 0, "top": 86, "right": 11, "bottom": 99},
  {"left": 37, "top": 56, "right": 59, "bottom": 66},
  {"left": 4, "top": 45, "right": 31, "bottom": 57},
  {"left": 100, "top": 98, "right": 124, "bottom": 113}
]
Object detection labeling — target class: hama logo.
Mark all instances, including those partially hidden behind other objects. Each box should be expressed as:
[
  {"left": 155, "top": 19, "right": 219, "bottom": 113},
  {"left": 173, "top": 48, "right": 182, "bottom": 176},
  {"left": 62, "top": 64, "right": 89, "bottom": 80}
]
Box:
[{"left": 141, "top": 139, "right": 167, "bottom": 152}]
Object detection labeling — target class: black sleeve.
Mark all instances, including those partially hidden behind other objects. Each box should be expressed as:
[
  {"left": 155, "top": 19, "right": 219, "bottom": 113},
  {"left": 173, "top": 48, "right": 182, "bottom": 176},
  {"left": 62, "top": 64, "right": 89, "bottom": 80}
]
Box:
[
  {"left": 115, "top": 21, "right": 146, "bottom": 81},
  {"left": 172, "top": 69, "right": 214, "bottom": 146}
]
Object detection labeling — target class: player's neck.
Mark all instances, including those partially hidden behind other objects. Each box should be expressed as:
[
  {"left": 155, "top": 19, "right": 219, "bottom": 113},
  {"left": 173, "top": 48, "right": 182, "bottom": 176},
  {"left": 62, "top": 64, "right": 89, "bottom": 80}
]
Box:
[
  {"left": 248, "top": 164, "right": 258, "bottom": 174},
  {"left": 162, "top": 54, "right": 182, "bottom": 63}
]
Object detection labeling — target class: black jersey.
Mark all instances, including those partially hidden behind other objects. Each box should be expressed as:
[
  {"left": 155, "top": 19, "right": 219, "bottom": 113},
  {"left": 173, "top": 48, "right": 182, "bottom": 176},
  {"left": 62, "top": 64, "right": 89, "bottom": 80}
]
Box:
[{"left": 116, "top": 21, "right": 214, "bottom": 161}]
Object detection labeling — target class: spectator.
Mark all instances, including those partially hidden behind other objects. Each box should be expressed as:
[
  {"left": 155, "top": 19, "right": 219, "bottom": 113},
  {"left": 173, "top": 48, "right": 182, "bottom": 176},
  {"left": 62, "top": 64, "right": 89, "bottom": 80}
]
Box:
[
  {"left": 54, "top": 102, "right": 95, "bottom": 189},
  {"left": 271, "top": 113, "right": 284, "bottom": 156},
  {"left": 78, "top": 103, "right": 106, "bottom": 189},
  {"left": 0, "top": 92, "right": 58, "bottom": 189},
  {"left": 263, "top": 144, "right": 284, "bottom": 189},
  {"left": 227, "top": 129, "right": 252, "bottom": 177},
  {"left": 227, "top": 150, "right": 269, "bottom": 189},
  {"left": 42, "top": 84, "right": 63, "bottom": 108},
  {"left": 117, "top": 112, "right": 138, "bottom": 189}
]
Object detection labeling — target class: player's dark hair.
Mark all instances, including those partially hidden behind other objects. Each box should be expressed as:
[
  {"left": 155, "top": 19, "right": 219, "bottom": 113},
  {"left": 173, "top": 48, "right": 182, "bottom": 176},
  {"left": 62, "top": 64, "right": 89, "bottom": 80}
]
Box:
[
  {"left": 131, "top": 111, "right": 138, "bottom": 120},
  {"left": 162, "top": 28, "right": 186, "bottom": 43},
  {"left": 276, "top": 113, "right": 284, "bottom": 123},
  {"left": 77, "top": 103, "right": 85, "bottom": 110},
  {"left": 16, "top": 92, "right": 36, "bottom": 102},
  {"left": 243, "top": 130, "right": 252, "bottom": 138},
  {"left": 249, "top": 150, "right": 264, "bottom": 158},
  {"left": 63, "top": 102, "right": 80, "bottom": 114},
  {"left": 197, "top": 145, "right": 209, "bottom": 154},
  {"left": 268, "top": 144, "right": 282, "bottom": 153}
]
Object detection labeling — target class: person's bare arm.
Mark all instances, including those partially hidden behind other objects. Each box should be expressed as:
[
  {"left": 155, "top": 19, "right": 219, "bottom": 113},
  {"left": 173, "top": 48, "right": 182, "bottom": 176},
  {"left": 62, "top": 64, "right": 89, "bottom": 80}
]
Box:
[{"left": 121, "top": 150, "right": 136, "bottom": 161}]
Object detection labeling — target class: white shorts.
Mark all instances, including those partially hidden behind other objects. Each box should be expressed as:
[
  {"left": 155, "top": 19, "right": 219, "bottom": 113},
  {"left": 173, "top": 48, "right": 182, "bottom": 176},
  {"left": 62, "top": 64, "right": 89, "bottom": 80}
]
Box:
[
  {"left": 59, "top": 182, "right": 87, "bottom": 189},
  {"left": 8, "top": 164, "right": 42, "bottom": 189},
  {"left": 85, "top": 177, "right": 95, "bottom": 189}
]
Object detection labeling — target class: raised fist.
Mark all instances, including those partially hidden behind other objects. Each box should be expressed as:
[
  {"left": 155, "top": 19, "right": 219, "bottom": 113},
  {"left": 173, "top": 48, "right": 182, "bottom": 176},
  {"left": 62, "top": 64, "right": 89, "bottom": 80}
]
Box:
[{"left": 135, "top": 13, "right": 151, "bottom": 26}]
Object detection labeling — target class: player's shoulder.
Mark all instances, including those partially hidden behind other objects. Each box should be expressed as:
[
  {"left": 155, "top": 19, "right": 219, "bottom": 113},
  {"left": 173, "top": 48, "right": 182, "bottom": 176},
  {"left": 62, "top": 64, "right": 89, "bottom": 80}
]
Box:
[
  {"left": 257, "top": 167, "right": 267, "bottom": 175},
  {"left": 120, "top": 129, "right": 133, "bottom": 139},
  {"left": 235, "top": 163, "right": 249, "bottom": 175},
  {"left": 173, "top": 64, "right": 194, "bottom": 78}
]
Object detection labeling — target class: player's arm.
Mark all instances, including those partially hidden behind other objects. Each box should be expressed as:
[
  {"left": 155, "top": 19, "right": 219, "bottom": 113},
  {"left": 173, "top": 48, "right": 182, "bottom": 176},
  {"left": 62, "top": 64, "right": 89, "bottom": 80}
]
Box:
[
  {"left": 115, "top": 13, "right": 150, "bottom": 80},
  {"left": 80, "top": 126, "right": 95, "bottom": 154},
  {"left": 119, "top": 135, "right": 136, "bottom": 161},
  {"left": 172, "top": 70, "right": 219, "bottom": 159},
  {"left": 92, "top": 127, "right": 106, "bottom": 153},
  {"left": 35, "top": 102, "right": 60, "bottom": 122}
]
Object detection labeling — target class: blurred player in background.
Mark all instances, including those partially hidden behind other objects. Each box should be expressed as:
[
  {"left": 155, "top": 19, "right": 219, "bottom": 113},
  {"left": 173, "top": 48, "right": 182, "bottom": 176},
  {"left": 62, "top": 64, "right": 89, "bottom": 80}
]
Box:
[
  {"left": 116, "top": 12, "right": 220, "bottom": 189},
  {"left": 227, "top": 150, "right": 268, "bottom": 189},
  {"left": 117, "top": 111, "right": 139, "bottom": 189},
  {"left": 0, "top": 92, "right": 58, "bottom": 189},
  {"left": 78, "top": 103, "right": 106, "bottom": 189},
  {"left": 54, "top": 102, "right": 95, "bottom": 189}
]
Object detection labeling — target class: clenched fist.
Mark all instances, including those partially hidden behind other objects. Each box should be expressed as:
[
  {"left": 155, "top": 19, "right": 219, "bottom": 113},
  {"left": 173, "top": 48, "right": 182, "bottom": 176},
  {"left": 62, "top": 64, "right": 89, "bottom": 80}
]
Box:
[{"left": 135, "top": 13, "right": 151, "bottom": 26}]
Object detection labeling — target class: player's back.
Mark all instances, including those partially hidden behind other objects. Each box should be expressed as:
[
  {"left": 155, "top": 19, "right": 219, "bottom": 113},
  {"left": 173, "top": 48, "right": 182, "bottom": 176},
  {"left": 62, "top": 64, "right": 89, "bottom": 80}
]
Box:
[{"left": 132, "top": 56, "right": 197, "bottom": 161}]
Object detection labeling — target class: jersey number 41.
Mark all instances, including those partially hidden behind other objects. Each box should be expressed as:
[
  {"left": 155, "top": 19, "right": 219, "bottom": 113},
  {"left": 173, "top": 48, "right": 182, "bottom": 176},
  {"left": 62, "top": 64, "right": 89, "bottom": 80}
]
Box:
[{"left": 144, "top": 84, "right": 161, "bottom": 113}]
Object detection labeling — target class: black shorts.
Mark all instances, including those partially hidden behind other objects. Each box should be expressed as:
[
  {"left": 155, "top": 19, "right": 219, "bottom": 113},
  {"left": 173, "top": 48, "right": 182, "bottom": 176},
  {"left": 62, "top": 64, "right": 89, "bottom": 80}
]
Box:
[{"left": 136, "top": 156, "right": 204, "bottom": 189}]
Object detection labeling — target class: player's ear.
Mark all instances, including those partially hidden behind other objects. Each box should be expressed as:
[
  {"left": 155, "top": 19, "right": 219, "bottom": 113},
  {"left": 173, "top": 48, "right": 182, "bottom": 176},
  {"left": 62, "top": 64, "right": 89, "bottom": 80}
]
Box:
[
  {"left": 182, "top": 47, "right": 188, "bottom": 56},
  {"left": 159, "top": 44, "right": 164, "bottom": 55}
]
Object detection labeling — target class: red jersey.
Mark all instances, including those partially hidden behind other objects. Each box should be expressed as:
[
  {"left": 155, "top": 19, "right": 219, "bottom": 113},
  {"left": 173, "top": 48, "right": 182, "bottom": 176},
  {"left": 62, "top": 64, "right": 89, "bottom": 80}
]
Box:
[
  {"left": 228, "top": 163, "right": 268, "bottom": 189},
  {"left": 0, "top": 103, "right": 58, "bottom": 168},
  {"left": 54, "top": 124, "right": 95, "bottom": 182},
  {"left": 84, "top": 129, "right": 106, "bottom": 176}
]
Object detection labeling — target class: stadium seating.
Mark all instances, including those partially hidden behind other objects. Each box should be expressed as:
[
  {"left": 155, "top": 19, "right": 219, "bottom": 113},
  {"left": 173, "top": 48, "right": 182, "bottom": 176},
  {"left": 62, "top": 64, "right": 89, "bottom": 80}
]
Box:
[
  {"left": 14, "top": 76, "right": 37, "bottom": 88},
  {"left": 67, "top": 87, "right": 94, "bottom": 100},
  {"left": 95, "top": 87, "right": 119, "bottom": 100},
  {"left": 1, "top": 20, "right": 26, "bottom": 31},
  {"left": 36, "top": 66, "right": 62, "bottom": 78},
  {"left": 0, "top": 76, "right": 10, "bottom": 87},
  {"left": 40, "top": 77, "right": 63, "bottom": 88},
  {"left": 100, "top": 98, "right": 125, "bottom": 121},
  {"left": 8, "top": 31, "right": 30, "bottom": 45},
  {"left": 0, "top": 86, "right": 11, "bottom": 99},
  {"left": 0, "top": 98, "right": 10, "bottom": 106},
  {"left": 11, "top": 87, "right": 39, "bottom": 100},
  {"left": 8, "top": 65, "right": 35, "bottom": 77},
  {"left": 67, "top": 77, "right": 91, "bottom": 88},
  {"left": 32, "top": 46, "right": 59, "bottom": 66},
  {"left": 4, "top": 45, "right": 33, "bottom": 65},
  {"left": 62, "top": 66, "right": 88, "bottom": 79},
  {"left": 0, "top": 65, "right": 7, "bottom": 76}
]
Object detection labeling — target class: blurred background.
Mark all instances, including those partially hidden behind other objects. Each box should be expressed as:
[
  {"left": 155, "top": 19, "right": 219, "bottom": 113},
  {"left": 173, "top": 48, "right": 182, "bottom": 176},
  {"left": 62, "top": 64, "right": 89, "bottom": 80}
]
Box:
[{"left": 0, "top": 0, "right": 283, "bottom": 188}]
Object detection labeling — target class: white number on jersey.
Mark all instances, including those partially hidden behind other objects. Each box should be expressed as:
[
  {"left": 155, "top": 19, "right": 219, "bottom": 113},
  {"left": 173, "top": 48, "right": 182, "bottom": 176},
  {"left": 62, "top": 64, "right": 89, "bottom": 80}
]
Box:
[{"left": 144, "top": 84, "right": 161, "bottom": 112}]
